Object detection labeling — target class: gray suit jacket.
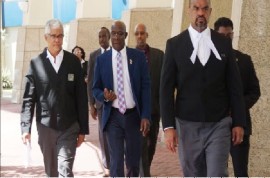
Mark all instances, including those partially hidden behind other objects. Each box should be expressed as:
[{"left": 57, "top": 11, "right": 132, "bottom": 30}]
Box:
[{"left": 87, "top": 48, "right": 103, "bottom": 109}]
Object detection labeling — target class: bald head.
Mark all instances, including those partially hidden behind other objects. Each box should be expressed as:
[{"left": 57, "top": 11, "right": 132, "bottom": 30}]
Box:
[
  {"left": 189, "top": 0, "right": 211, "bottom": 7},
  {"left": 134, "top": 23, "right": 147, "bottom": 33},
  {"left": 134, "top": 23, "right": 148, "bottom": 49},
  {"left": 111, "top": 20, "right": 128, "bottom": 51},
  {"left": 112, "top": 21, "right": 126, "bottom": 32}
]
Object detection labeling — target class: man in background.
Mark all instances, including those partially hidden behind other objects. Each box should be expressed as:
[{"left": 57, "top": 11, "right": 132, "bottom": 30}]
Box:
[
  {"left": 214, "top": 17, "right": 261, "bottom": 177},
  {"left": 134, "top": 23, "right": 164, "bottom": 177},
  {"left": 87, "top": 26, "right": 111, "bottom": 176}
]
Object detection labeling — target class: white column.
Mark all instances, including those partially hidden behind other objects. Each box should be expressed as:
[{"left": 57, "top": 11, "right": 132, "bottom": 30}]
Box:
[
  {"left": 231, "top": 0, "right": 243, "bottom": 49},
  {"left": 171, "top": 0, "right": 185, "bottom": 37},
  {"left": 76, "top": 0, "right": 112, "bottom": 18},
  {"left": 19, "top": 0, "right": 53, "bottom": 26},
  {"left": 129, "top": 0, "right": 172, "bottom": 9}
]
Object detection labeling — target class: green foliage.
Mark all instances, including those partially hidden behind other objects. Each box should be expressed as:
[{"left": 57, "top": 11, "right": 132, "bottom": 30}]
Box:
[
  {"left": 1, "top": 68, "right": 13, "bottom": 89},
  {"left": 2, "top": 75, "right": 13, "bottom": 89}
]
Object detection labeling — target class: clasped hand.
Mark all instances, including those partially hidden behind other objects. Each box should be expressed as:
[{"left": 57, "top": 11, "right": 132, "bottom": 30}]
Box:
[{"left": 104, "top": 88, "right": 117, "bottom": 101}]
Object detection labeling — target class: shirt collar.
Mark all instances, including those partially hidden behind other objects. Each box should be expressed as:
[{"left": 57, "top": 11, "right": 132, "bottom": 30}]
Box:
[
  {"left": 101, "top": 46, "right": 111, "bottom": 54},
  {"left": 188, "top": 25, "right": 221, "bottom": 65},
  {"left": 188, "top": 25, "right": 211, "bottom": 44},
  {"left": 112, "top": 46, "right": 126, "bottom": 59},
  {"left": 46, "top": 49, "right": 64, "bottom": 59}
]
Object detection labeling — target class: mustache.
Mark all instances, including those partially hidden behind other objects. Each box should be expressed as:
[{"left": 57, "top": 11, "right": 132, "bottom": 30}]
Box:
[{"left": 196, "top": 16, "right": 206, "bottom": 21}]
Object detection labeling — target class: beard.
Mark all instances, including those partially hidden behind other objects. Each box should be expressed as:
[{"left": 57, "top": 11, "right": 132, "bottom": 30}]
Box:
[{"left": 195, "top": 16, "right": 207, "bottom": 31}]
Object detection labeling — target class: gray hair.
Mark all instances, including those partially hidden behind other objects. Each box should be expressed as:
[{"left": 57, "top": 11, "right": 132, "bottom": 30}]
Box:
[{"left": 44, "top": 19, "right": 63, "bottom": 34}]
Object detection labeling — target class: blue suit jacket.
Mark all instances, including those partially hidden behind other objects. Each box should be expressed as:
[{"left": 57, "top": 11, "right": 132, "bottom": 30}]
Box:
[{"left": 93, "top": 47, "right": 151, "bottom": 130}]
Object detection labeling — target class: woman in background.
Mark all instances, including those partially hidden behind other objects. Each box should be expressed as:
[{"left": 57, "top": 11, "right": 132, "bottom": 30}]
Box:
[{"left": 72, "top": 46, "right": 88, "bottom": 83}]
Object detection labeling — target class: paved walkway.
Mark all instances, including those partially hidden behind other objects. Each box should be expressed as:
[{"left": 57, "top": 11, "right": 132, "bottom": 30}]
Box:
[{"left": 0, "top": 93, "right": 182, "bottom": 177}]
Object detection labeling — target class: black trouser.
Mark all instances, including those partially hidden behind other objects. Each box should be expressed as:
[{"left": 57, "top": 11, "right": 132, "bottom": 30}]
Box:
[
  {"left": 230, "top": 135, "right": 250, "bottom": 177},
  {"left": 140, "top": 114, "right": 160, "bottom": 177}
]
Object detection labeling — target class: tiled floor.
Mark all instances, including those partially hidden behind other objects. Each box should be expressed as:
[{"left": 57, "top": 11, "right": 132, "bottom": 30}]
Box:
[{"left": 0, "top": 95, "right": 183, "bottom": 177}]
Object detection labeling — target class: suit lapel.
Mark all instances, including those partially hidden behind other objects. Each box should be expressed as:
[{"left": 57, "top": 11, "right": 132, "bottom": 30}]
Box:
[
  {"left": 185, "top": 30, "right": 195, "bottom": 59},
  {"left": 126, "top": 47, "right": 135, "bottom": 87},
  {"left": 126, "top": 47, "right": 136, "bottom": 79},
  {"left": 107, "top": 50, "right": 114, "bottom": 90}
]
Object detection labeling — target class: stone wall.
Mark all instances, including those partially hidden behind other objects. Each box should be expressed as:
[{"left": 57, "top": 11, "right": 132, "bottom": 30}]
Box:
[
  {"left": 12, "top": 26, "right": 45, "bottom": 103},
  {"left": 238, "top": 0, "right": 270, "bottom": 176},
  {"left": 67, "top": 18, "right": 113, "bottom": 60},
  {"left": 122, "top": 8, "right": 173, "bottom": 51}
]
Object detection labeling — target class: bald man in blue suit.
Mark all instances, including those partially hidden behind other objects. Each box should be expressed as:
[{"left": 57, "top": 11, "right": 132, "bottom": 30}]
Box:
[{"left": 92, "top": 21, "right": 151, "bottom": 177}]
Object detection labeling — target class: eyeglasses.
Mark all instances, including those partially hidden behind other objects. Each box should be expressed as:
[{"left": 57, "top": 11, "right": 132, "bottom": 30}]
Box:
[
  {"left": 111, "top": 31, "right": 125, "bottom": 37},
  {"left": 134, "top": 31, "right": 146, "bottom": 36},
  {"left": 47, "top": 34, "right": 64, "bottom": 40}
]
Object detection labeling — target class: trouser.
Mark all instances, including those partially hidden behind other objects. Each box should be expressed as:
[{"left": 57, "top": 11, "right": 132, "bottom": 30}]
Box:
[
  {"left": 105, "top": 108, "right": 141, "bottom": 177},
  {"left": 176, "top": 117, "right": 232, "bottom": 177},
  {"left": 37, "top": 122, "right": 79, "bottom": 177},
  {"left": 139, "top": 114, "right": 160, "bottom": 177},
  {"left": 230, "top": 134, "right": 250, "bottom": 177},
  {"left": 97, "top": 108, "right": 110, "bottom": 169}
]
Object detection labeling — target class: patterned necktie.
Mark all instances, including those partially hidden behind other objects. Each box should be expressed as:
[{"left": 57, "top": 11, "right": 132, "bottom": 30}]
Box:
[{"left": 116, "top": 52, "right": 126, "bottom": 114}]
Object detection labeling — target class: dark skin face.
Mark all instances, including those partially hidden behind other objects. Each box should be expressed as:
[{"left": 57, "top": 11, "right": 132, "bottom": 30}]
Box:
[
  {"left": 98, "top": 28, "right": 110, "bottom": 49},
  {"left": 111, "top": 21, "right": 128, "bottom": 52},
  {"left": 134, "top": 23, "right": 148, "bottom": 50},
  {"left": 189, "top": 0, "right": 212, "bottom": 32},
  {"left": 217, "top": 26, "right": 234, "bottom": 40}
]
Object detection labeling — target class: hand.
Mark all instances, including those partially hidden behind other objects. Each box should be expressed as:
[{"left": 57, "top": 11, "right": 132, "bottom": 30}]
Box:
[
  {"left": 140, "top": 118, "right": 150, "bottom": 137},
  {"left": 104, "top": 88, "right": 116, "bottom": 102},
  {"left": 232, "top": 126, "right": 244, "bottom": 145},
  {"left": 164, "top": 128, "right": 178, "bottom": 153},
  {"left": 77, "top": 134, "right": 85, "bottom": 147},
  {"left": 22, "top": 132, "right": 31, "bottom": 144},
  {"left": 90, "top": 105, "right": 97, "bottom": 120}
]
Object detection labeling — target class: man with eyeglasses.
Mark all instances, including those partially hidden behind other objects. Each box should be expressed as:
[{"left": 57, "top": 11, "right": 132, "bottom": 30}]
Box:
[
  {"left": 21, "top": 19, "right": 89, "bottom": 177},
  {"left": 134, "top": 23, "right": 164, "bottom": 177},
  {"left": 93, "top": 21, "right": 151, "bottom": 177},
  {"left": 214, "top": 17, "right": 261, "bottom": 177}
]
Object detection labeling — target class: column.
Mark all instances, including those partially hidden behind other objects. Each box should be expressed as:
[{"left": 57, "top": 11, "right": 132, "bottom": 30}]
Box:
[
  {"left": 76, "top": 0, "right": 111, "bottom": 18},
  {"left": 123, "top": 0, "right": 173, "bottom": 51},
  {"left": 12, "top": 0, "right": 53, "bottom": 103},
  {"left": 67, "top": 0, "right": 113, "bottom": 57},
  {"left": 237, "top": 0, "right": 270, "bottom": 176}
]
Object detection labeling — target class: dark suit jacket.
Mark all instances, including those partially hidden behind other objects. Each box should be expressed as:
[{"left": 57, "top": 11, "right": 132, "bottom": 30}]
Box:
[
  {"left": 148, "top": 47, "right": 164, "bottom": 116},
  {"left": 92, "top": 47, "right": 151, "bottom": 130},
  {"left": 87, "top": 48, "right": 103, "bottom": 109},
  {"left": 21, "top": 49, "right": 89, "bottom": 134},
  {"left": 160, "top": 29, "right": 246, "bottom": 129},
  {"left": 235, "top": 50, "right": 260, "bottom": 135}
]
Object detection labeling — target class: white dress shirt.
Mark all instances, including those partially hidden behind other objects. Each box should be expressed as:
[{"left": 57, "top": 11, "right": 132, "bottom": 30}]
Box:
[
  {"left": 101, "top": 46, "right": 111, "bottom": 54},
  {"left": 46, "top": 49, "right": 64, "bottom": 73},
  {"left": 111, "top": 47, "right": 136, "bottom": 109},
  {"left": 188, "top": 25, "right": 221, "bottom": 66}
]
